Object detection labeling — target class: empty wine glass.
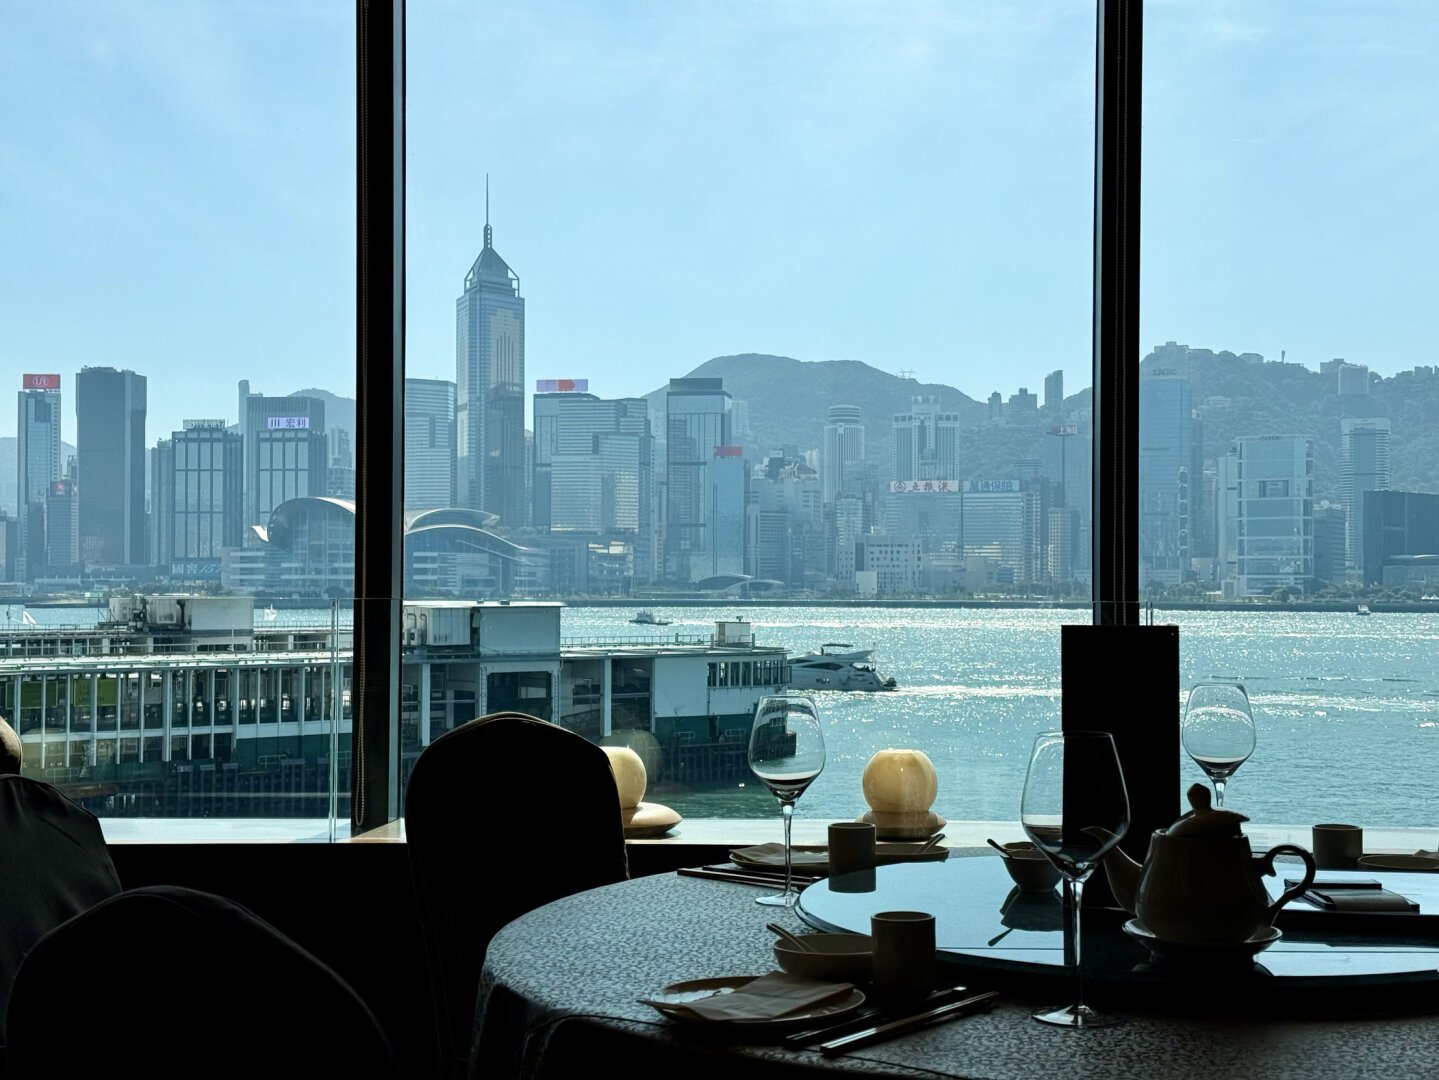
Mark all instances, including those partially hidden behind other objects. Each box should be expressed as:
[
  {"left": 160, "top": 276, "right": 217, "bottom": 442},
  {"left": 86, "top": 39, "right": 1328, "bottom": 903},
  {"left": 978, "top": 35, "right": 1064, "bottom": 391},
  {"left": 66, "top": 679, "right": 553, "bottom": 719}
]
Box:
[
  {"left": 1020, "top": 730, "right": 1130, "bottom": 1028},
  {"left": 1182, "top": 682, "right": 1256, "bottom": 809},
  {"left": 748, "top": 693, "right": 826, "bottom": 907}
]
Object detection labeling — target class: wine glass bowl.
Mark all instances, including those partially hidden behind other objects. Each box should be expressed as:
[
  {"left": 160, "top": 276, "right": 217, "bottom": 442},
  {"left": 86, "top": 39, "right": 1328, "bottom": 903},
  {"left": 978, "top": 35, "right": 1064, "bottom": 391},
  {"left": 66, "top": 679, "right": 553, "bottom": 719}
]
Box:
[
  {"left": 1182, "top": 682, "right": 1256, "bottom": 809},
  {"left": 1020, "top": 730, "right": 1131, "bottom": 1028},
  {"left": 748, "top": 693, "right": 826, "bottom": 907}
]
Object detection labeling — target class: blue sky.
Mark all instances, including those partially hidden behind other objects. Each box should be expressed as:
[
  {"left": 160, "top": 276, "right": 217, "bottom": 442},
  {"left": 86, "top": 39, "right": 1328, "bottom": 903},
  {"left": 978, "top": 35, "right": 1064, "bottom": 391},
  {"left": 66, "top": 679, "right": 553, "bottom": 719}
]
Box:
[{"left": 2, "top": 1, "right": 1436, "bottom": 443}]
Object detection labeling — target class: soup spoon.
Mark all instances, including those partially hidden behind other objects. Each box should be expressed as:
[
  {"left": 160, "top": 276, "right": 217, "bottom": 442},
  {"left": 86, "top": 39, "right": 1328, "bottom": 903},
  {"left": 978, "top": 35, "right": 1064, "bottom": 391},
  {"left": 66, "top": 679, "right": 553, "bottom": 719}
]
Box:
[{"left": 767, "top": 923, "right": 816, "bottom": 952}]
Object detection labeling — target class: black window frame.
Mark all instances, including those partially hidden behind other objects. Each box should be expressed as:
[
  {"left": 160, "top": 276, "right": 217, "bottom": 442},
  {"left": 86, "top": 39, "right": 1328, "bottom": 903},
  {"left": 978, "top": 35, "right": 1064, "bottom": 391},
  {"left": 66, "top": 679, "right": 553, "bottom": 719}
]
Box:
[{"left": 349, "top": 0, "right": 1144, "bottom": 832}]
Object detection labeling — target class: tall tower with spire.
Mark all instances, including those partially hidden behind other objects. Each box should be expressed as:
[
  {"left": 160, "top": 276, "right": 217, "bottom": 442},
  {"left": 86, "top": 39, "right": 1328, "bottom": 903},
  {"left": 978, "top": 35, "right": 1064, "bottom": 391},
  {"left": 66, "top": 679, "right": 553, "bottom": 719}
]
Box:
[{"left": 456, "top": 179, "right": 527, "bottom": 525}]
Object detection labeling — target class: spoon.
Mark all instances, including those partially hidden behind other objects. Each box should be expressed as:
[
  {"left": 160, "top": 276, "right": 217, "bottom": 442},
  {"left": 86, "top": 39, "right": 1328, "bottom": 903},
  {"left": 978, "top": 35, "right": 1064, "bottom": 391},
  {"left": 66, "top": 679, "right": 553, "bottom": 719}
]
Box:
[
  {"left": 914, "top": 832, "right": 946, "bottom": 856},
  {"left": 986, "top": 838, "right": 1012, "bottom": 859},
  {"left": 767, "top": 923, "right": 816, "bottom": 952}
]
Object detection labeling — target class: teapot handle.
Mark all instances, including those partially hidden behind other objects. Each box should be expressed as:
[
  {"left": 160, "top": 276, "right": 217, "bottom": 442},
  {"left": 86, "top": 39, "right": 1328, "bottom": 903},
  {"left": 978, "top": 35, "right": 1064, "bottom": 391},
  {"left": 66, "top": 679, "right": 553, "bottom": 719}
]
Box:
[{"left": 1260, "top": 843, "right": 1317, "bottom": 921}]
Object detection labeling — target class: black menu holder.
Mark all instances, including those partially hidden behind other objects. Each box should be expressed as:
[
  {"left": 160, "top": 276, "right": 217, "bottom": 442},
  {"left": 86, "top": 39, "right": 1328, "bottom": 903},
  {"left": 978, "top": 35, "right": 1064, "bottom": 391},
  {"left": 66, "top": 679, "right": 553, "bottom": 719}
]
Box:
[{"left": 1061, "top": 623, "right": 1179, "bottom": 911}]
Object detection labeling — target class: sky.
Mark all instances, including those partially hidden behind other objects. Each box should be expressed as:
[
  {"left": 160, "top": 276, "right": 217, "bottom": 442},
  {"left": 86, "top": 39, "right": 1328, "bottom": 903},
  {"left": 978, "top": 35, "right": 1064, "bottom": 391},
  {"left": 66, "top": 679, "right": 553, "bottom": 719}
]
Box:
[{"left": 2, "top": 1, "right": 1437, "bottom": 444}]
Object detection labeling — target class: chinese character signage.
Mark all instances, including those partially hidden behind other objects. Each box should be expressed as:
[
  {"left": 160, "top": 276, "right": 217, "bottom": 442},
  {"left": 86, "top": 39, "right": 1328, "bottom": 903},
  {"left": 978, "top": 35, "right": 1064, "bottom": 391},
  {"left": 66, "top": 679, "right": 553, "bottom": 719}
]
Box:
[
  {"left": 23, "top": 374, "right": 60, "bottom": 390},
  {"left": 962, "top": 480, "right": 1017, "bottom": 493},
  {"left": 889, "top": 480, "right": 958, "bottom": 493},
  {"left": 536, "top": 379, "right": 588, "bottom": 393},
  {"left": 266, "top": 417, "right": 311, "bottom": 430}
]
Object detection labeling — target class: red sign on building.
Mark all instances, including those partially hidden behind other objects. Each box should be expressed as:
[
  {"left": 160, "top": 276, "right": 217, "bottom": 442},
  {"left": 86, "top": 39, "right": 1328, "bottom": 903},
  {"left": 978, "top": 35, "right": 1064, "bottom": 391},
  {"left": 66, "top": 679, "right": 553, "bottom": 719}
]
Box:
[{"left": 23, "top": 374, "right": 60, "bottom": 390}]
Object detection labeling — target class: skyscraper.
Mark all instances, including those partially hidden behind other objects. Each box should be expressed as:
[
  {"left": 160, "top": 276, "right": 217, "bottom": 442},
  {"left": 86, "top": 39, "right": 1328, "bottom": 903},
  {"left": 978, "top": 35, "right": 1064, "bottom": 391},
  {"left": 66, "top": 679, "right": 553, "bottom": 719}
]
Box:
[
  {"left": 77, "top": 366, "right": 147, "bottom": 566},
  {"left": 170, "top": 421, "right": 244, "bottom": 571},
  {"left": 664, "top": 378, "right": 731, "bottom": 582},
  {"left": 892, "top": 397, "right": 959, "bottom": 482},
  {"left": 822, "top": 404, "right": 865, "bottom": 505},
  {"left": 16, "top": 374, "right": 62, "bottom": 579},
  {"left": 150, "top": 438, "right": 174, "bottom": 568},
  {"left": 1138, "top": 369, "right": 1193, "bottom": 585},
  {"left": 456, "top": 202, "right": 526, "bottom": 526},
  {"left": 404, "top": 378, "right": 457, "bottom": 511},
  {"left": 1221, "top": 435, "right": 1314, "bottom": 596},
  {"left": 244, "top": 395, "right": 328, "bottom": 526},
  {"left": 1340, "top": 416, "right": 1391, "bottom": 570},
  {"left": 1044, "top": 369, "right": 1064, "bottom": 413}
]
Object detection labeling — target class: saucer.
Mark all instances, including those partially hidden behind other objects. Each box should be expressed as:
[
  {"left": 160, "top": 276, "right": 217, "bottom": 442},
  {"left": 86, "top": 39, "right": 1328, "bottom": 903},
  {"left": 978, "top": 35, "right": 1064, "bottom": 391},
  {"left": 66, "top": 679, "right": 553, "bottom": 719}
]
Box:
[
  {"left": 1355, "top": 854, "right": 1439, "bottom": 872},
  {"left": 856, "top": 810, "right": 946, "bottom": 841},
  {"left": 1123, "top": 920, "right": 1281, "bottom": 965}
]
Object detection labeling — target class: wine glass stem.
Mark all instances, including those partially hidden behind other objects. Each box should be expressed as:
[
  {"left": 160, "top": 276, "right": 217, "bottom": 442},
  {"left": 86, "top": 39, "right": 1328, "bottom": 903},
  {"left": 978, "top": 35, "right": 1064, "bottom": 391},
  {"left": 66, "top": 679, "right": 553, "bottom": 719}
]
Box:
[
  {"left": 1213, "top": 778, "right": 1227, "bottom": 809},
  {"left": 781, "top": 799, "right": 795, "bottom": 902},
  {"left": 1069, "top": 875, "right": 1086, "bottom": 1016}
]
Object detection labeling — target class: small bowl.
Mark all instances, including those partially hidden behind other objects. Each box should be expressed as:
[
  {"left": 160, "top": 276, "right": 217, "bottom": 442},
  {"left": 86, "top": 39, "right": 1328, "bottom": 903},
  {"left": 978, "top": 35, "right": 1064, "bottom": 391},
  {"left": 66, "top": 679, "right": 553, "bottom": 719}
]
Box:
[
  {"left": 773, "top": 933, "right": 873, "bottom": 984},
  {"left": 1356, "top": 854, "right": 1439, "bottom": 872},
  {"left": 999, "top": 843, "right": 1062, "bottom": 893}
]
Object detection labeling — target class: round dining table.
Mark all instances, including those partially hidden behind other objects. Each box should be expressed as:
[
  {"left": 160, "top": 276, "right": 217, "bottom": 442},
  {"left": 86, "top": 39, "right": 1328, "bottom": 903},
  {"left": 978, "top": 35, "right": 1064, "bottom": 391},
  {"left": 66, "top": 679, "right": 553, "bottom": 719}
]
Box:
[{"left": 473, "top": 853, "right": 1439, "bottom": 1079}]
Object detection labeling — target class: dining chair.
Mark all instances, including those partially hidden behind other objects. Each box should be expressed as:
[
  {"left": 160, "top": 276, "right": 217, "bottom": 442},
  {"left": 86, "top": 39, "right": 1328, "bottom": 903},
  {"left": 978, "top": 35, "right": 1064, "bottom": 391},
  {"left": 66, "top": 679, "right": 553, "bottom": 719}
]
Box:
[
  {"left": 404, "top": 710, "right": 629, "bottom": 1078},
  {"left": 4, "top": 885, "right": 400, "bottom": 1079},
  {"left": 0, "top": 775, "right": 122, "bottom": 1049}
]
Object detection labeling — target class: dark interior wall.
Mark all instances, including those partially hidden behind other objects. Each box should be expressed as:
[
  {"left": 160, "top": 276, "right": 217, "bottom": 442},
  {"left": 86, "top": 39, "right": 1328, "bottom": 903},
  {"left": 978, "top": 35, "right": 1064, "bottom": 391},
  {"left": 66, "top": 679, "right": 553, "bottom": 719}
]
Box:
[{"left": 107, "top": 842, "right": 728, "bottom": 1077}]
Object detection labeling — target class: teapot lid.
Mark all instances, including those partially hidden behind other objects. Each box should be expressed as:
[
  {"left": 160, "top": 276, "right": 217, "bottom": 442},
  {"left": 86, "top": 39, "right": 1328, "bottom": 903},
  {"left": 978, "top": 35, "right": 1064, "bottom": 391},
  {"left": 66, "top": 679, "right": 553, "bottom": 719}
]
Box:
[{"left": 1166, "top": 783, "right": 1248, "bottom": 838}]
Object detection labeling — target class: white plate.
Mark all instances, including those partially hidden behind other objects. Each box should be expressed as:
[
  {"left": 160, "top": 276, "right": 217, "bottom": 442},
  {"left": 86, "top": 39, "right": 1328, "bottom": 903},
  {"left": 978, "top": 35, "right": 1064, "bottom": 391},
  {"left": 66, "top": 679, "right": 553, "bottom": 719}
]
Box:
[
  {"left": 641, "top": 976, "right": 865, "bottom": 1029},
  {"left": 1123, "top": 919, "right": 1281, "bottom": 964}
]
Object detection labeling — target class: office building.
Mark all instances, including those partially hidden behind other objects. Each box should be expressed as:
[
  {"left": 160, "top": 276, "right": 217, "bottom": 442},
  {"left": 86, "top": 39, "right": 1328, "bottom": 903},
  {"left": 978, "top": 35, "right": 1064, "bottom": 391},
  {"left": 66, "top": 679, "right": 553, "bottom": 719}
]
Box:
[
  {"left": 1007, "top": 387, "right": 1039, "bottom": 424},
  {"left": 169, "top": 421, "right": 244, "bottom": 575},
  {"left": 1360, "top": 490, "right": 1439, "bottom": 587},
  {"left": 707, "top": 447, "right": 748, "bottom": 580},
  {"left": 892, "top": 397, "right": 959, "bottom": 482},
  {"left": 1340, "top": 417, "right": 1390, "bottom": 570},
  {"left": 831, "top": 495, "right": 865, "bottom": 588},
  {"left": 150, "top": 438, "right": 174, "bottom": 568},
  {"left": 328, "top": 429, "right": 356, "bottom": 500},
  {"left": 244, "top": 395, "right": 328, "bottom": 527},
  {"left": 456, "top": 210, "right": 526, "bottom": 526},
  {"left": 1138, "top": 369, "right": 1193, "bottom": 585},
  {"left": 1221, "top": 435, "right": 1314, "bottom": 596},
  {"left": 855, "top": 534, "right": 922, "bottom": 595},
  {"left": 822, "top": 404, "right": 866, "bottom": 505},
  {"left": 959, "top": 483, "right": 1041, "bottom": 584},
  {"left": 1336, "top": 362, "right": 1370, "bottom": 398},
  {"left": 1044, "top": 369, "right": 1064, "bottom": 413},
  {"left": 1312, "top": 502, "right": 1346, "bottom": 587},
  {"left": 44, "top": 477, "right": 78, "bottom": 569},
  {"left": 77, "top": 366, "right": 147, "bottom": 566},
  {"left": 404, "top": 378, "right": 456, "bottom": 511},
  {"left": 663, "top": 378, "right": 731, "bottom": 582},
  {"left": 16, "top": 374, "right": 63, "bottom": 579}
]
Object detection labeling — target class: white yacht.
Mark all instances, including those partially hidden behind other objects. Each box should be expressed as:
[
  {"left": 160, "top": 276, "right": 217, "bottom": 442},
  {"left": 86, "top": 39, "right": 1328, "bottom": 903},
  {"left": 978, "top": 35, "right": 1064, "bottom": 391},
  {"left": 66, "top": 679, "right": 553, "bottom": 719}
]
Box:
[{"left": 786, "top": 643, "right": 897, "bottom": 692}]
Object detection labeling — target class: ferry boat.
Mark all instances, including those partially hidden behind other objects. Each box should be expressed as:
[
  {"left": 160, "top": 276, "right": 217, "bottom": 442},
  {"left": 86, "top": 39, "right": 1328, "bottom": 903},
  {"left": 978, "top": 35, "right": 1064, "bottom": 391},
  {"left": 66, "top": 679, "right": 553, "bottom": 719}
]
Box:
[
  {"left": 629, "top": 610, "right": 672, "bottom": 626},
  {"left": 1357, "top": 604, "right": 1372, "bottom": 616},
  {"left": 786, "top": 643, "right": 897, "bottom": 692}
]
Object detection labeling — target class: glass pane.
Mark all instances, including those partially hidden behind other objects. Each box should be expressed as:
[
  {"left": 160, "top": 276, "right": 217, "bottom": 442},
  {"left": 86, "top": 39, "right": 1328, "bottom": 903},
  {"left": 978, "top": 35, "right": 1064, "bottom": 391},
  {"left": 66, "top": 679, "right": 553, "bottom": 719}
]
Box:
[
  {"left": 404, "top": 2, "right": 1096, "bottom": 824},
  {"left": 1143, "top": 3, "right": 1439, "bottom": 831},
  {"left": 0, "top": 4, "right": 355, "bottom": 837}
]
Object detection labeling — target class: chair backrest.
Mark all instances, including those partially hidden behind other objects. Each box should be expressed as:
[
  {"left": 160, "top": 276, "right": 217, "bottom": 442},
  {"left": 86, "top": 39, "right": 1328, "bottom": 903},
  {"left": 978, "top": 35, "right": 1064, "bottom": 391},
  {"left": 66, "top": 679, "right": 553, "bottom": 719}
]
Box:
[
  {"left": 0, "top": 775, "right": 121, "bottom": 1045},
  {"left": 5, "top": 885, "right": 400, "bottom": 1079},
  {"left": 404, "top": 711, "right": 629, "bottom": 1074}
]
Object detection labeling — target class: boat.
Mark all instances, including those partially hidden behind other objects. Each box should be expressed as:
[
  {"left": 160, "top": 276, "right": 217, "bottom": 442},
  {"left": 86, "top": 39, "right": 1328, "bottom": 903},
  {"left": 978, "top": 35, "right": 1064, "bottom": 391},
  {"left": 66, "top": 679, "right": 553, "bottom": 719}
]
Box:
[
  {"left": 1357, "top": 604, "right": 1372, "bottom": 616},
  {"left": 786, "top": 643, "right": 898, "bottom": 692},
  {"left": 630, "top": 610, "right": 672, "bottom": 626}
]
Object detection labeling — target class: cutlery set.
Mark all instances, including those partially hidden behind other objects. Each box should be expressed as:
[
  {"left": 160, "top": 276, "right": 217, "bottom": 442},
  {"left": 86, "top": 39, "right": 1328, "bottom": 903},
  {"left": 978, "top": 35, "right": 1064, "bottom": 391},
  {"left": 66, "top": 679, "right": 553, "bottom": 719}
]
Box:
[{"left": 783, "top": 984, "right": 999, "bottom": 1054}]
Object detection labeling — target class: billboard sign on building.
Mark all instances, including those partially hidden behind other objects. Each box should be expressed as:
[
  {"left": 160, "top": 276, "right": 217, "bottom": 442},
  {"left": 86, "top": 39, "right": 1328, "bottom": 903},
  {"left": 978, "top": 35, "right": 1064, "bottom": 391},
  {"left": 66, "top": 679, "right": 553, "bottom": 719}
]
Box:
[
  {"left": 963, "top": 480, "right": 1017, "bottom": 493},
  {"left": 890, "top": 480, "right": 958, "bottom": 493},
  {"left": 536, "top": 379, "right": 589, "bottom": 393},
  {"left": 23, "top": 374, "right": 60, "bottom": 390},
  {"left": 184, "top": 419, "right": 228, "bottom": 430},
  {"left": 266, "top": 417, "right": 311, "bottom": 430}
]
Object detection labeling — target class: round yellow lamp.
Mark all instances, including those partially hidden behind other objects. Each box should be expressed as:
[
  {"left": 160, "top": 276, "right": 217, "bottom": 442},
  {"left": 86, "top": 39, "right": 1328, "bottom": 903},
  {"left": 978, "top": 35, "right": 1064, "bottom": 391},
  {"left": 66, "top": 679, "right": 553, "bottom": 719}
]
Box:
[
  {"left": 858, "top": 748, "right": 945, "bottom": 840},
  {"left": 602, "top": 745, "right": 681, "bottom": 838}
]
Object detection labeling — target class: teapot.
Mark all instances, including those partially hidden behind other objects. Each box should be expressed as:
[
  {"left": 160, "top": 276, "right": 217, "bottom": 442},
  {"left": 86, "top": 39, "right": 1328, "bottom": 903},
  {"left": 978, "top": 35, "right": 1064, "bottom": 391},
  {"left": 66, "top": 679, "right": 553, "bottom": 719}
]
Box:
[{"left": 1093, "top": 784, "right": 1316, "bottom": 944}]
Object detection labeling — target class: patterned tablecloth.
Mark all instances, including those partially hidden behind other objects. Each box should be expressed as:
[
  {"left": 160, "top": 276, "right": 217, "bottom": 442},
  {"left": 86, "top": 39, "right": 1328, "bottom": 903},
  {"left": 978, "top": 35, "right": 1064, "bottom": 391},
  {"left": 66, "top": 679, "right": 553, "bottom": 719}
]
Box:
[{"left": 473, "top": 863, "right": 1439, "bottom": 1080}]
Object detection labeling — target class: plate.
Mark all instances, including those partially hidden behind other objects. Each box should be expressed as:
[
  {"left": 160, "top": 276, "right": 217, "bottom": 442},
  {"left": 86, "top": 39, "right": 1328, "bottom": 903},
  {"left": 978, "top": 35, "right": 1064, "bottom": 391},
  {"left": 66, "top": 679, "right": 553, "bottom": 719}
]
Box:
[
  {"left": 1123, "top": 919, "right": 1281, "bottom": 965},
  {"left": 856, "top": 810, "right": 946, "bottom": 841},
  {"left": 730, "top": 842, "right": 947, "bottom": 873},
  {"left": 1355, "top": 854, "right": 1439, "bottom": 872},
  {"left": 641, "top": 976, "right": 865, "bottom": 1030}
]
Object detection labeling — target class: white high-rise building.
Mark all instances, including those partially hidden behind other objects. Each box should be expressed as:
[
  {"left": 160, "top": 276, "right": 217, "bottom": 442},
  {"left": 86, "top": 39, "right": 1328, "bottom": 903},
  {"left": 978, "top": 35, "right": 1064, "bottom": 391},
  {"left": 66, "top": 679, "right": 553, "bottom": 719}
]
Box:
[
  {"left": 1221, "top": 435, "right": 1314, "bottom": 596},
  {"left": 822, "top": 404, "right": 866, "bottom": 504},
  {"left": 404, "top": 378, "right": 456, "bottom": 511},
  {"left": 16, "top": 374, "right": 62, "bottom": 579},
  {"left": 892, "top": 397, "right": 959, "bottom": 482},
  {"left": 1340, "top": 417, "right": 1390, "bottom": 569}
]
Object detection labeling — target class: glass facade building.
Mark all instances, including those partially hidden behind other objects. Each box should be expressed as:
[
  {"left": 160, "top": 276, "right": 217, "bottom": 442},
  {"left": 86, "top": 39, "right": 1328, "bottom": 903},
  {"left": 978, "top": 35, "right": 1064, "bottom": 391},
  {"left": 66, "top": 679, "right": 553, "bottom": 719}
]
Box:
[
  {"left": 1138, "top": 370, "right": 1194, "bottom": 586},
  {"left": 663, "top": 379, "right": 732, "bottom": 582},
  {"left": 16, "top": 378, "right": 62, "bottom": 580},
  {"left": 170, "top": 421, "right": 244, "bottom": 570},
  {"left": 76, "top": 366, "right": 147, "bottom": 567},
  {"left": 403, "top": 378, "right": 456, "bottom": 512},
  {"left": 244, "top": 395, "right": 329, "bottom": 528}
]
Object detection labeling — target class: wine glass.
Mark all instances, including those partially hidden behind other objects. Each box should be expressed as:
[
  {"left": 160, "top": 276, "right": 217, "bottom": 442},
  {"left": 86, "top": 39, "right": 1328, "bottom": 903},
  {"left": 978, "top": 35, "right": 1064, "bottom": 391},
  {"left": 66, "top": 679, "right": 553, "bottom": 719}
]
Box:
[
  {"left": 748, "top": 693, "right": 826, "bottom": 907},
  {"left": 1182, "top": 681, "right": 1256, "bottom": 809},
  {"left": 1020, "top": 730, "right": 1130, "bottom": 1028}
]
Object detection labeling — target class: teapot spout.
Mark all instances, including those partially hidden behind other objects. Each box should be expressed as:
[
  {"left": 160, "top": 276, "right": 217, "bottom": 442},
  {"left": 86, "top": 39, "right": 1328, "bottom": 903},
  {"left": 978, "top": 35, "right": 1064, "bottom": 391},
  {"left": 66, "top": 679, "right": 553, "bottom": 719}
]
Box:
[{"left": 1088, "top": 828, "right": 1141, "bottom": 915}]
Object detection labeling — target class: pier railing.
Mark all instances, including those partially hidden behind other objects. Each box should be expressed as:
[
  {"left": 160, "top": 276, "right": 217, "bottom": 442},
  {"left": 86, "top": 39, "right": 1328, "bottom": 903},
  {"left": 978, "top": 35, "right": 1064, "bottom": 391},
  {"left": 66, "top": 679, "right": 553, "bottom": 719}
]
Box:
[{"left": 560, "top": 633, "right": 714, "bottom": 649}]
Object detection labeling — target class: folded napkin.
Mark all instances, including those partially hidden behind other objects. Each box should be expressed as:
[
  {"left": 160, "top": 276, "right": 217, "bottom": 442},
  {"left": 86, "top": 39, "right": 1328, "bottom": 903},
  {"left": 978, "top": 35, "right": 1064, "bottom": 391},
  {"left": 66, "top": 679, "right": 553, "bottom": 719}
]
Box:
[
  {"left": 639, "top": 972, "right": 854, "bottom": 1022},
  {"left": 1304, "top": 887, "right": 1419, "bottom": 913},
  {"left": 730, "top": 844, "right": 829, "bottom": 869}
]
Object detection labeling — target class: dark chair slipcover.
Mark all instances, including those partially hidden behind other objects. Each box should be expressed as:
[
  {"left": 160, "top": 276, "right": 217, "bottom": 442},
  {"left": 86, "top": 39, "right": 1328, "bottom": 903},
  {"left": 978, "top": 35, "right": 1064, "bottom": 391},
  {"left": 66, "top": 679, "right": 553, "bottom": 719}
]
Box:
[
  {"left": 404, "top": 711, "right": 629, "bottom": 1077},
  {"left": 5, "top": 885, "right": 400, "bottom": 1079},
  {"left": 0, "top": 775, "right": 121, "bottom": 1046}
]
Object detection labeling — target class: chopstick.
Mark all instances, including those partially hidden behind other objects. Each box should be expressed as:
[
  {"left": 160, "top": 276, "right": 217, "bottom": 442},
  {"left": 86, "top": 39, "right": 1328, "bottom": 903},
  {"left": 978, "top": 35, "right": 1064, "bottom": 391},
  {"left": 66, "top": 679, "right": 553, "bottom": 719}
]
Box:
[
  {"left": 676, "top": 866, "right": 819, "bottom": 889},
  {"left": 817, "top": 990, "right": 999, "bottom": 1056},
  {"left": 783, "top": 984, "right": 976, "bottom": 1046}
]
